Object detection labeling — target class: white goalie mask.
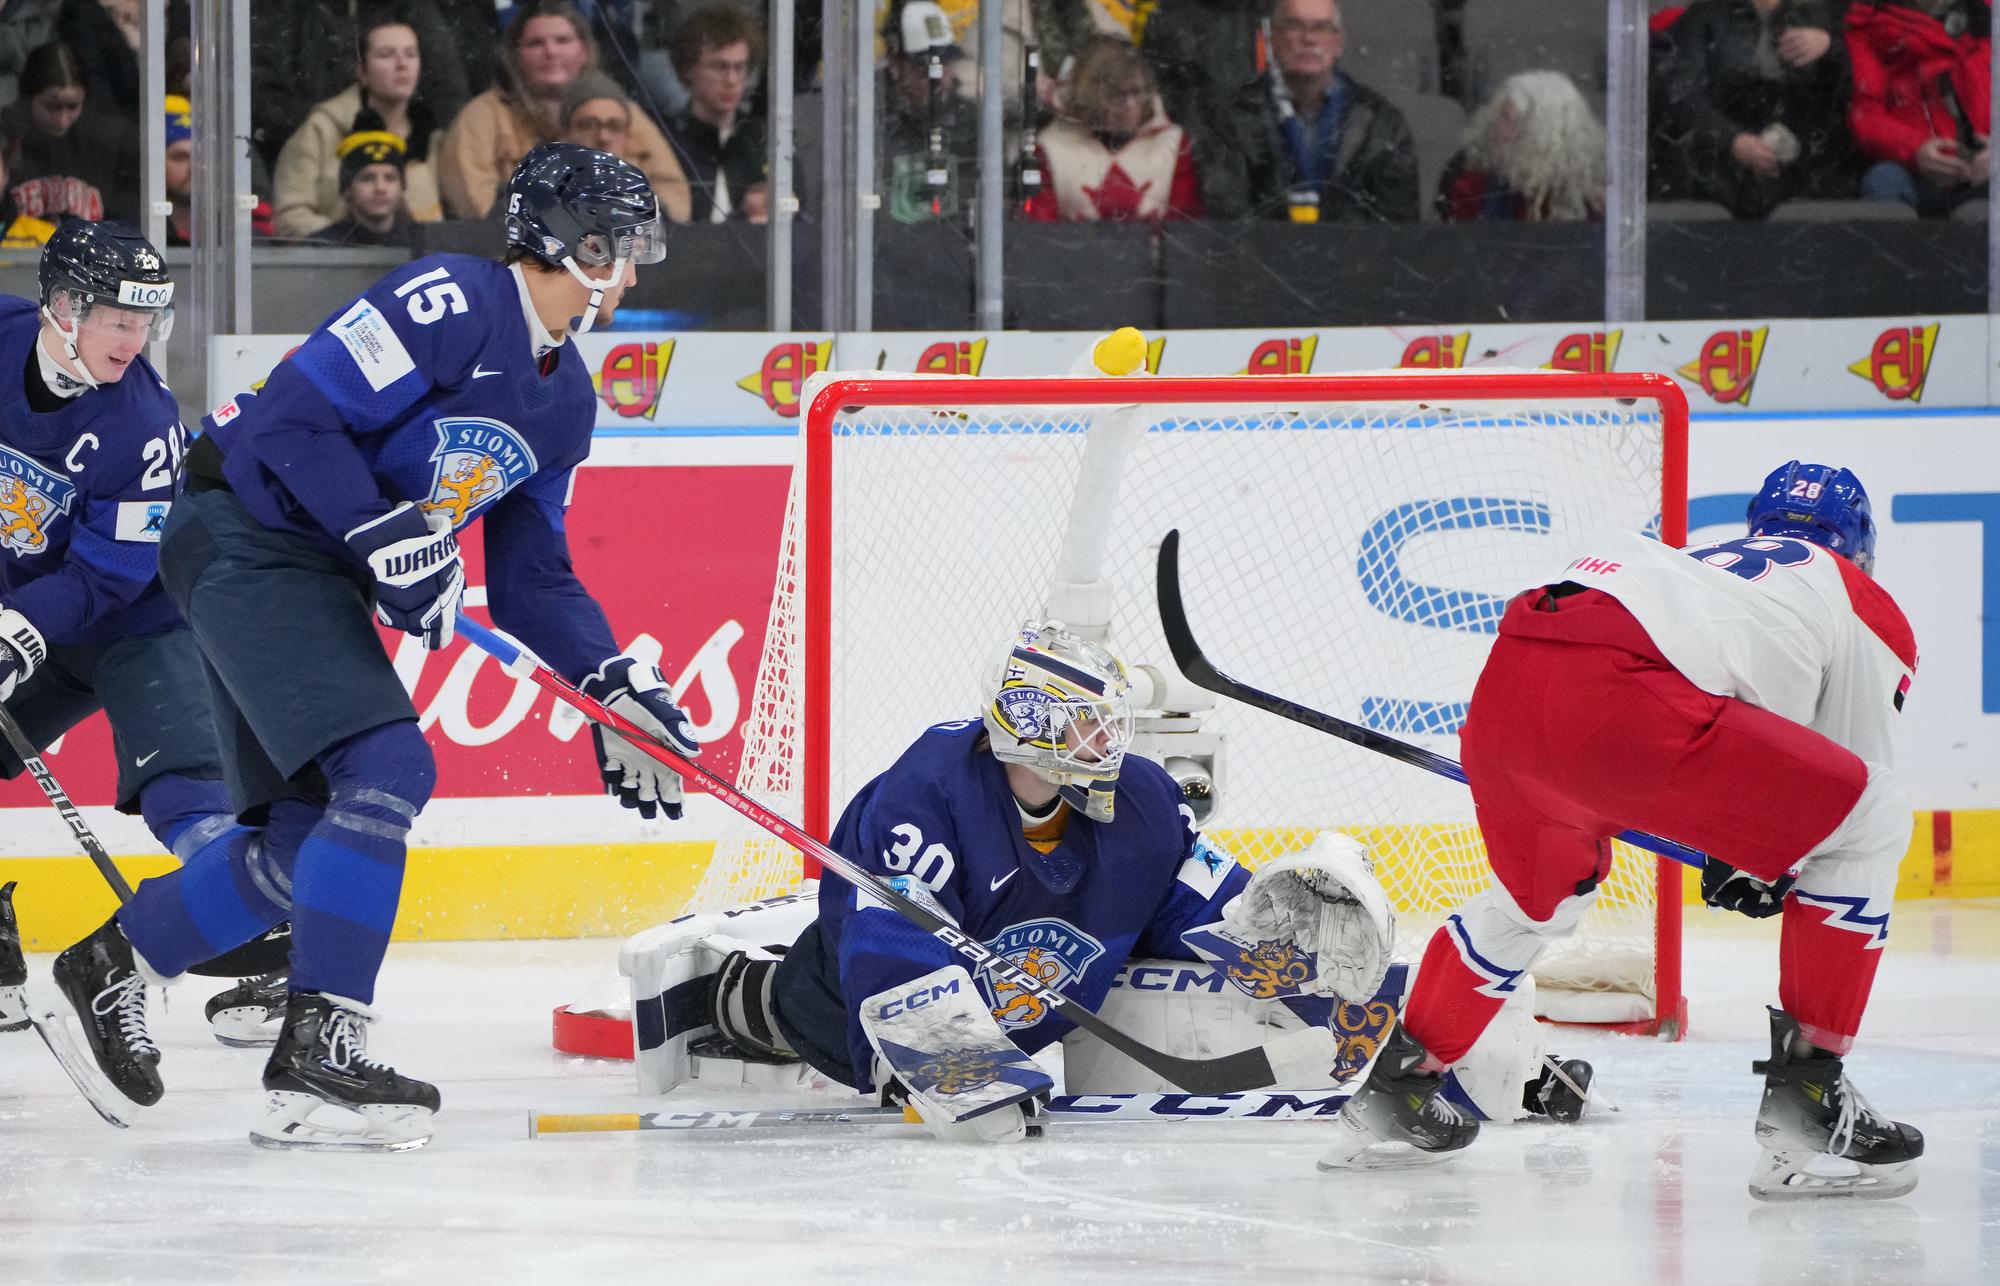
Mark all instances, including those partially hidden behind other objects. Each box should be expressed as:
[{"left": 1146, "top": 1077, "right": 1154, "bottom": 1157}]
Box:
[{"left": 982, "top": 620, "right": 1134, "bottom": 822}]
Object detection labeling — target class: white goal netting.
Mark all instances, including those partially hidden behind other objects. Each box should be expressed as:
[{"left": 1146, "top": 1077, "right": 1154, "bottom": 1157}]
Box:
[{"left": 691, "top": 376, "right": 1680, "bottom": 1017}]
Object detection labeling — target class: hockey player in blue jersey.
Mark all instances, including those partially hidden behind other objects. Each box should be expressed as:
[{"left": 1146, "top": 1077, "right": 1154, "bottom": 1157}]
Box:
[
  {"left": 88, "top": 144, "right": 702, "bottom": 1151},
  {"left": 0, "top": 222, "right": 274, "bottom": 1106},
  {"left": 693, "top": 620, "right": 1400, "bottom": 1143}
]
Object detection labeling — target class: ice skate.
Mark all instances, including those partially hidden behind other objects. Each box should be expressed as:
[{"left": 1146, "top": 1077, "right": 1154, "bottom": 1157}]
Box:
[
  {"left": 1748, "top": 1008, "right": 1922, "bottom": 1202},
  {"left": 51, "top": 915, "right": 163, "bottom": 1106},
  {"left": 1318, "top": 1023, "right": 1479, "bottom": 1170},
  {"left": 205, "top": 969, "right": 289, "bottom": 1048},
  {"left": 1, "top": 880, "right": 28, "bottom": 1033},
  {"left": 1524, "top": 1055, "right": 1595, "bottom": 1124},
  {"left": 250, "top": 991, "right": 440, "bottom": 1152}
]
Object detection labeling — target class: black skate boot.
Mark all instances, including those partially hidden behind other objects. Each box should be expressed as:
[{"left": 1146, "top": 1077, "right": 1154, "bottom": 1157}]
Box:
[
  {"left": 251, "top": 991, "right": 440, "bottom": 1152},
  {"left": 51, "top": 915, "right": 163, "bottom": 1105},
  {"left": 1523, "top": 1055, "right": 1595, "bottom": 1124},
  {"left": 1749, "top": 1007, "right": 1923, "bottom": 1201},
  {"left": 1, "top": 881, "right": 29, "bottom": 1032},
  {"left": 1319, "top": 1023, "right": 1479, "bottom": 1170},
  {"left": 205, "top": 969, "right": 289, "bottom": 1048}
]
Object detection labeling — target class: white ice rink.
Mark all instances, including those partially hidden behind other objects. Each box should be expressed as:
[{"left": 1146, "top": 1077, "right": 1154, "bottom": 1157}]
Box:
[{"left": 5, "top": 901, "right": 1999, "bottom": 1286}]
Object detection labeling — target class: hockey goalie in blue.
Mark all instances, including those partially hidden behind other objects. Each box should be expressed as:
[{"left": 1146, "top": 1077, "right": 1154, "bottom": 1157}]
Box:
[
  {"left": 91, "top": 145, "right": 702, "bottom": 1152},
  {"left": 725, "top": 620, "right": 1406, "bottom": 1143}
]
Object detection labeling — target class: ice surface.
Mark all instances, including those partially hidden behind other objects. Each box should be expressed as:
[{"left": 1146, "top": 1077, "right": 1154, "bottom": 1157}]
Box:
[{"left": 4, "top": 902, "right": 1999, "bottom": 1285}]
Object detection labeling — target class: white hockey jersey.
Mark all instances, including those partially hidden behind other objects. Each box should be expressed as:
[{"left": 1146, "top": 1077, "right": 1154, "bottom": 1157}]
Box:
[{"left": 1541, "top": 528, "right": 1917, "bottom": 768}]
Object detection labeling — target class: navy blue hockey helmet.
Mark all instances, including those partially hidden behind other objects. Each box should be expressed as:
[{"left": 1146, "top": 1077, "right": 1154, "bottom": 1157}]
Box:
[
  {"left": 39, "top": 219, "right": 175, "bottom": 341},
  {"left": 1747, "top": 460, "right": 1876, "bottom": 574},
  {"left": 504, "top": 142, "right": 664, "bottom": 271}
]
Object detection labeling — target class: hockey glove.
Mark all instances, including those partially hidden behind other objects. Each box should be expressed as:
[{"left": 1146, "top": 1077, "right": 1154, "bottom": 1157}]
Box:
[
  {"left": 347, "top": 503, "right": 463, "bottom": 650},
  {"left": 860, "top": 965, "right": 1052, "bottom": 1144},
  {"left": 0, "top": 607, "right": 45, "bottom": 702},
  {"left": 580, "top": 655, "right": 700, "bottom": 820},
  {"left": 1701, "top": 857, "right": 1795, "bottom": 919},
  {"left": 1219, "top": 831, "right": 1395, "bottom": 1002}
]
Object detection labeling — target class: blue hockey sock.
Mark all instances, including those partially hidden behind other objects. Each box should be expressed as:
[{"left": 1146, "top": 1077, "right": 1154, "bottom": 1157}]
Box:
[
  {"left": 119, "top": 774, "right": 289, "bottom": 977},
  {"left": 287, "top": 720, "right": 436, "bottom": 1004}
]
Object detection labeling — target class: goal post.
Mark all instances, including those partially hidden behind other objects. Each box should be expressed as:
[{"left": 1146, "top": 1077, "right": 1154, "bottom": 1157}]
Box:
[{"left": 703, "top": 370, "right": 1691, "bottom": 1037}]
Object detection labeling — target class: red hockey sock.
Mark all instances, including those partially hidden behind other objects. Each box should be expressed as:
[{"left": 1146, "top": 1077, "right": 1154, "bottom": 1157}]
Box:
[
  {"left": 1777, "top": 892, "right": 1887, "bottom": 1056},
  {"left": 1402, "top": 926, "right": 1510, "bottom": 1067}
]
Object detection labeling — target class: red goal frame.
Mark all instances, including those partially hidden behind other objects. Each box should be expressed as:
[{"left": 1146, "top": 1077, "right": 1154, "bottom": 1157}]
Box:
[{"left": 801, "top": 372, "right": 1691, "bottom": 1038}]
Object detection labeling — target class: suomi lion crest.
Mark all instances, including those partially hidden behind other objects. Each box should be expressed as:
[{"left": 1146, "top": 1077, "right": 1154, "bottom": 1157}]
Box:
[
  {"left": 913, "top": 1048, "right": 1004, "bottom": 1095},
  {"left": 1225, "top": 938, "right": 1316, "bottom": 1000},
  {"left": 422, "top": 418, "right": 537, "bottom": 528},
  {"left": 0, "top": 446, "right": 76, "bottom": 557}
]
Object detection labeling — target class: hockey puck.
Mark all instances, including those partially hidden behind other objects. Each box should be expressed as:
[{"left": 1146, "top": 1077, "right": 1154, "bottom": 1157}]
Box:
[{"left": 551, "top": 1005, "right": 633, "bottom": 1060}]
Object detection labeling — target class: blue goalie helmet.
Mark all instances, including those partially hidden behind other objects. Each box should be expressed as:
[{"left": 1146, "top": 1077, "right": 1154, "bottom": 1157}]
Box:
[
  {"left": 1747, "top": 460, "right": 1877, "bottom": 574},
  {"left": 982, "top": 620, "right": 1134, "bottom": 823},
  {"left": 39, "top": 219, "right": 175, "bottom": 364}
]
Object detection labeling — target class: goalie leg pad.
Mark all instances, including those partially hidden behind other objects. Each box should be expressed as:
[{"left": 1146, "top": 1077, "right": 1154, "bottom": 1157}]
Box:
[{"left": 860, "top": 965, "right": 1052, "bottom": 1142}]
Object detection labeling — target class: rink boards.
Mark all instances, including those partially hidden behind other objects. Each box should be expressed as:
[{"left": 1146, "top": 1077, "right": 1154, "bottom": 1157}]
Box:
[{"left": 3, "top": 344, "right": 1998, "bottom": 946}]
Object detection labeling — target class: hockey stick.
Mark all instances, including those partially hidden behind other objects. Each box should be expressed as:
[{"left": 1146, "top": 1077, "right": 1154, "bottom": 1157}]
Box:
[
  {"left": 454, "top": 614, "right": 1331, "bottom": 1096},
  {"left": 0, "top": 702, "right": 134, "bottom": 900},
  {"left": 529, "top": 1090, "right": 1354, "bottom": 1136},
  {"left": 1153, "top": 530, "right": 1710, "bottom": 871}
]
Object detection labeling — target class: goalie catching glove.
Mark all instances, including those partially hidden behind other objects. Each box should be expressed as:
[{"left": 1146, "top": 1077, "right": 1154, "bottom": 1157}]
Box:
[
  {"left": 580, "top": 655, "right": 700, "bottom": 819},
  {"left": 347, "top": 503, "right": 463, "bottom": 650},
  {"left": 859, "top": 964, "right": 1052, "bottom": 1144},
  {"left": 1215, "top": 831, "right": 1395, "bottom": 1002},
  {"left": 1701, "top": 857, "right": 1796, "bottom": 919}
]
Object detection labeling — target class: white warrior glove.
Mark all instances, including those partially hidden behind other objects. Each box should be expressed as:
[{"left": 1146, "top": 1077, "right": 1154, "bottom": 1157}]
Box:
[
  {"left": 860, "top": 965, "right": 1053, "bottom": 1144},
  {"left": 346, "top": 503, "right": 464, "bottom": 650},
  {"left": 580, "top": 655, "right": 700, "bottom": 820},
  {"left": 1222, "top": 831, "right": 1396, "bottom": 1002},
  {"left": 0, "top": 607, "right": 45, "bottom": 702}
]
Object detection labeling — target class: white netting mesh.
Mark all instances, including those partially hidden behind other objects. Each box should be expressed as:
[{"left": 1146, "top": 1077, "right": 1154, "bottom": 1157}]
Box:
[{"left": 698, "top": 386, "right": 1671, "bottom": 1005}]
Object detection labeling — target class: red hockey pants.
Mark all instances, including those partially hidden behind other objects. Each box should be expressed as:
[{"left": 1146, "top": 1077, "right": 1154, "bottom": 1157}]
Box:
[{"left": 1403, "top": 587, "right": 1882, "bottom": 1064}]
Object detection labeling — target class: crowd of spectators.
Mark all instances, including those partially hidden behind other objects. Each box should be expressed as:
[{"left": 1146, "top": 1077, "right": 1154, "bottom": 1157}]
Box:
[{"left": 0, "top": 0, "right": 1985, "bottom": 254}]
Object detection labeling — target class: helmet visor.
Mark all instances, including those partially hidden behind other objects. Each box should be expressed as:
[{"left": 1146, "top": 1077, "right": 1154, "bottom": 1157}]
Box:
[
  {"left": 58, "top": 290, "right": 174, "bottom": 344},
  {"left": 616, "top": 216, "right": 667, "bottom": 266}
]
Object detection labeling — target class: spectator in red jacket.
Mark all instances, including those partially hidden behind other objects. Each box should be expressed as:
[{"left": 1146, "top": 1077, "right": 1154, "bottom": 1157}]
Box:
[
  {"left": 1022, "top": 35, "right": 1202, "bottom": 223},
  {"left": 1847, "top": 0, "right": 1990, "bottom": 215}
]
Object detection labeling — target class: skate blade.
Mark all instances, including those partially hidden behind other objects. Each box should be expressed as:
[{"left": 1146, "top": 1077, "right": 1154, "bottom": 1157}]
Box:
[
  {"left": 210, "top": 1006, "right": 281, "bottom": 1049},
  {"left": 249, "top": 1091, "right": 434, "bottom": 1153},
  {"left": 1316, "top": 1115, "right": 1456, "bottom": 1171},
  {"left": 1749, "top": 1149, "right": 1918, "bottom": 1202},
  {"left": 28, "top": 1003, "right": 134, "bottom": 1128}
]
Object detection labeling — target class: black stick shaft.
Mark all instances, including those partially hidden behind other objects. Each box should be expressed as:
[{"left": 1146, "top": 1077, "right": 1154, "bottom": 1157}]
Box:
[
  {"left": 0, "top": 702, "right": 133, "bottom": 902},
  {"left": 1154, "top": 529, "right": 1710, "bottom": 871}
]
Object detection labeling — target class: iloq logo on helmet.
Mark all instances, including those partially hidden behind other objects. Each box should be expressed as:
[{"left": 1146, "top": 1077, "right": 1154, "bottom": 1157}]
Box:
[{"left": 117, "top": 281, "right": 174, "bottom": 308}]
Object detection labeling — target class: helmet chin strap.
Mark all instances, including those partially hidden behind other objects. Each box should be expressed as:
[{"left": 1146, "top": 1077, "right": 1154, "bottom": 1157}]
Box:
[
  {"left": 39, "top": 305, "right": 100, "bottom": 389},
  {"left": 559, "top": 254, "right": 629, "bottom": 335}
]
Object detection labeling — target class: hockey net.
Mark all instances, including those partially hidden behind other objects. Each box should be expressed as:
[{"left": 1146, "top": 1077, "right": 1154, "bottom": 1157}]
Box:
[{"left": 691, "top": 371, "right": 1690, "bottom": 1034}]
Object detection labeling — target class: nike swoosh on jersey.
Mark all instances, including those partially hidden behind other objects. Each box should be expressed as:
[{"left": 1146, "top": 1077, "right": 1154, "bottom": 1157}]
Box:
[
  {"left": 135, "top": 750, "right": 160, "bottom": 766},
  {"left": 471, "top": 364, "right": 502, "bottom": 379},
  {"left": 990, "top": 869, "right": 1020, "bottom": 892}
]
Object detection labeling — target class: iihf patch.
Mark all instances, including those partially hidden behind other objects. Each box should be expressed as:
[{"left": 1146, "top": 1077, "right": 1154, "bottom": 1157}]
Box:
[
  {"left": 114, "top": 500, "right": 170, "bottom": 542},
  {"left": 979, "top": 918, "right": 1105, "bottom": 1030},
  {"left": 0, "top": 444, "right": 76, "bottom": 556},
  {"left": 421, "top": 417, "right": 539, "bottom": 528}
]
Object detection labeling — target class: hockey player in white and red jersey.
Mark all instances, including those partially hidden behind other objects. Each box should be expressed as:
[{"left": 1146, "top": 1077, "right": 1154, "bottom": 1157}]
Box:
[{"left": 1324, "top": 460, "right": 1924, "bottom": 1200}]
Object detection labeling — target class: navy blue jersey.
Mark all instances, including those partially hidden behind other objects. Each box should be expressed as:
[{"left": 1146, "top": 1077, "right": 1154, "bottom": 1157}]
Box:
[
  {"left": 819, "top": 719, "right": 1250, "bottom": 1086},
  {"left": 0, "top": 296, "right": 185, "bottom": 644},
  {"left": 204, "top": 254, "right": 616, "bottom": 679}
]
